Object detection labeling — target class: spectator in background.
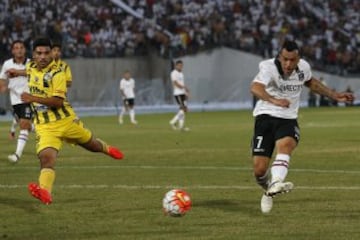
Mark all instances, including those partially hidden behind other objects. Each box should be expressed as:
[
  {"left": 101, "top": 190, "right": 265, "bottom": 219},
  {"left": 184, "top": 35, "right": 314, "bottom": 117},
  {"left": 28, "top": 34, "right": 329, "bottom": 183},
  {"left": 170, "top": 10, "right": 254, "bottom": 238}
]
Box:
[{"left": 0, "top": 0, "right": 358, "bottom": 76}]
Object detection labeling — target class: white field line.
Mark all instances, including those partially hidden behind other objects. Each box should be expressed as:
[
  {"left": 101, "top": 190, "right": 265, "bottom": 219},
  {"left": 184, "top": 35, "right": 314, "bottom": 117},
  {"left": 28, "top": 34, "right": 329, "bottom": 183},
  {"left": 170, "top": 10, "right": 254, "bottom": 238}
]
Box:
[
  {"left": 4, "top": 165, "right": 360, "bottom": 174},
  {"left": 0, "top": 184, "right": 359, "bottom": 190}
]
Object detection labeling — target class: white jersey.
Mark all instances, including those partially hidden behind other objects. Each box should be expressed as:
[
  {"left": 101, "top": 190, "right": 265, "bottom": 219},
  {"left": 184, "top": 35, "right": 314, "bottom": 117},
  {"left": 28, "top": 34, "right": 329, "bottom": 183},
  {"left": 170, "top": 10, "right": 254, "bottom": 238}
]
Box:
[
  {"left": 119, "top": 78, "right": 135, "bottom": 99},
  {"left": 253, "top": 58, "right": 312, "bottom": 119},
  {"left": 171, "top": 69, "right": 186, "bottom": 96},
  {"left": 0, "top": 58, "right": 30, "bottom": 105}
]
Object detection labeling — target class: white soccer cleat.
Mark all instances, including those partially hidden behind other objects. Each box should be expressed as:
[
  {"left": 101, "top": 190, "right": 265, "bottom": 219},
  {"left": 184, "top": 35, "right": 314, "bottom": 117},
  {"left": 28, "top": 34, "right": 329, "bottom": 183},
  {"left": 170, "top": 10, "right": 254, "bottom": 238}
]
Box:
[
  {"left": 169, "top": 122, "right": 178, "bottom": 130},
  {"left": 181, "top": 127, "right": 190, "bottom": 132},
  {"left": 131, "top": 120, "right": 138, "bottom": 125},
  {"left": 118, "top": 117, "right": 123, "bottom": 124},
  {"left": 266, "top": 181, "right": 294, "bottom": 197},
  {"left": 8, "top": 153, "right": 20, "bottom": 163},
  {"left": 261, "top": 193, "right": 273, "bottom": 214}
]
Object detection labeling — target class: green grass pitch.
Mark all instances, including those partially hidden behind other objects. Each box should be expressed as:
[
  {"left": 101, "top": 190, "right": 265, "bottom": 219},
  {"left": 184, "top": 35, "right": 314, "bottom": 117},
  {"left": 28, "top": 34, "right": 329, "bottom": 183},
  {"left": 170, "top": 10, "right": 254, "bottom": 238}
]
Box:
[{"left": 0, "top": 107, "right": 359, "bottom": 240}]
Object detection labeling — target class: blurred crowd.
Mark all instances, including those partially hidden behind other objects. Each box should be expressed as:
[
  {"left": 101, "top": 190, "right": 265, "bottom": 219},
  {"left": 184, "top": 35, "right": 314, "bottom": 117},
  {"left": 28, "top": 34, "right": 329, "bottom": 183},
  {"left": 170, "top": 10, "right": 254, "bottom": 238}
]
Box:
[{"left": 0, "top": 0, "right": 359, "bottom": 75}]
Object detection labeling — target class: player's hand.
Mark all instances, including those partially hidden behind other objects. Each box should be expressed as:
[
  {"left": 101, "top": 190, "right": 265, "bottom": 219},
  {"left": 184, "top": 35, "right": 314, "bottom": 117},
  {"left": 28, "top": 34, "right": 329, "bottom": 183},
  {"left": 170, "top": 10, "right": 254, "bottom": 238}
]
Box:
[
  {"left": 335, "top": 92, "right": 355, "bottom": 103},
  {"left": 269, "top": 98, "right": 290, "bottom": 108},
  {"left": 21, "top": 92, "right": 33, "bottom": 103},
  {"left": 6, "top": 68, "right": 18, "bottom": 78}
]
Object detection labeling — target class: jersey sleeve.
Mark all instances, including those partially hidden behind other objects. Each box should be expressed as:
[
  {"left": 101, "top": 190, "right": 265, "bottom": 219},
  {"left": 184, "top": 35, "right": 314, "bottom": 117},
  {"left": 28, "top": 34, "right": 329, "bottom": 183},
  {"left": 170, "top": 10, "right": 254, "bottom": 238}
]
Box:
[
  {"left": 0, "top": 61, "right": 8, "bottom": 79},
  {"left": 119, "top": 79, "right": 124, "bottom": 90},
  {"left": 253, "top": 61, "right": 273, "bottom": 85},
  {"left": 171, "top": 71, "right": 178, "bottom": 82},
  {"left": 65, "top": 64, "right": 72, "bottom": 83},
  {"left": 302, "top": 60, "right": 312, "bottom": 82},
  {"left": 51, "top": 71, "right": 67, "bottom": 99}
]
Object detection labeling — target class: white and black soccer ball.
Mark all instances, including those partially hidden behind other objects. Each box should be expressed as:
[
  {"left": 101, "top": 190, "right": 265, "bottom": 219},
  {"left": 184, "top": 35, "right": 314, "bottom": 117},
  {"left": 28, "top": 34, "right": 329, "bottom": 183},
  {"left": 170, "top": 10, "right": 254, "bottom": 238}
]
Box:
[{"left": 162, "top": 189, "right": 192, "bottom": 217}]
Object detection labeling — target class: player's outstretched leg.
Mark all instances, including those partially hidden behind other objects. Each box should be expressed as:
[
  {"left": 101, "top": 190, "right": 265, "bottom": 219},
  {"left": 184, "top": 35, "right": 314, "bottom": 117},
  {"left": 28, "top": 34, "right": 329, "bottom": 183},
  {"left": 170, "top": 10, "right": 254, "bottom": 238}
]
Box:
[{"left": 96, "top": 138, "right": 124, "bottom": 160}]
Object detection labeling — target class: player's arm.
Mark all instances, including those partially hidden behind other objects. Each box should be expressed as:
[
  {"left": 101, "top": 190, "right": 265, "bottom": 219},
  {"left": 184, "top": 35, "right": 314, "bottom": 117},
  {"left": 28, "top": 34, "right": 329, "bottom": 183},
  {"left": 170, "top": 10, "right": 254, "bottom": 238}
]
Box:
[
  {"left": 305, "top": 77, "right": 354, "bottom": 103},
  {"left": 6, "top": 69, "right": 27, "bottom": 78},
  {"left": 0, "top": 78, "right": 8, "bottom": 93},
  {"left": 119, "top": 82, "right": 126, "bottom": 99},
  {"left": 250, "top": 81, "right": 290, "bottom": 108},
  {"left": 173, "top": 80, "right": 190, "bottom": 94},
  {"left": 21, "top": 93, "right": 64, "bottom": 108}
]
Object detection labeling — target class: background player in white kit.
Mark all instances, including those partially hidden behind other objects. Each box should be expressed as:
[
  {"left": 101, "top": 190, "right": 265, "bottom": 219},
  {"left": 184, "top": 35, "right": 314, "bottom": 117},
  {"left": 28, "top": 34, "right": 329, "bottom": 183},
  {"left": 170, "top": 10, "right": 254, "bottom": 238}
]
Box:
[
  {"left": 169, "top": 60, "right": 190, "bottom": 131},
  {"left": 0, "top": 40, "right": 32, "bottom": 162},
  {"left": 250, "top": 40, "right": 354, "bottom": 213},
  {"left": 118, "top": 70, "right": 137, "bottom": 125}
]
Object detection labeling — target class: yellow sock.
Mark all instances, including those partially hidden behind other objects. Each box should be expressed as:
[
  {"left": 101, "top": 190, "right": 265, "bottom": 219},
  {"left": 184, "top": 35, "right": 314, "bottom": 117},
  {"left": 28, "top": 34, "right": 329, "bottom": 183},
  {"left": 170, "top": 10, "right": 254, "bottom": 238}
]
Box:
[
  {"left": 96, "top": 138, "right": 109, "bottom": 154},
  {"left": 39, "top": 168, "right": 56, "bottom": 193}
]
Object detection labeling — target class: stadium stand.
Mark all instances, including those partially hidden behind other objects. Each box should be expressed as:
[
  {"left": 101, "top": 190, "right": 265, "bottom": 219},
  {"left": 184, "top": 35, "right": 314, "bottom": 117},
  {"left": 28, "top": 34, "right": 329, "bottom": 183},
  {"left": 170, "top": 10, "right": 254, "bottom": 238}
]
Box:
[{"left": 0, "top": 0, "right": 359, "bottom": 76}]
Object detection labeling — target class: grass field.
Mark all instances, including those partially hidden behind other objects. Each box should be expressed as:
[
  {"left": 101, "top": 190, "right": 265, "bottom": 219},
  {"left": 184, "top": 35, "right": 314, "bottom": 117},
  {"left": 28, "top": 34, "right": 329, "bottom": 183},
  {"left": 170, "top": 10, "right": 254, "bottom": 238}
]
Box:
[{"left": 0, "top": 107, "right": 359, "bottom": 240}]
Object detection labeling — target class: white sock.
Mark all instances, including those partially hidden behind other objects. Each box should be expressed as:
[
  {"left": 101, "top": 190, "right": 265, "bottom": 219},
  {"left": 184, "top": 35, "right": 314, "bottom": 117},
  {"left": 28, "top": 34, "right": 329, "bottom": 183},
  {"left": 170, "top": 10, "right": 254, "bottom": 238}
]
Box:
[
  {"left": 119, "top": 107, "right": 126, "bottom": 119},
  {"left": 129, "top": 109, "right": 135, "bottom": 122},
  {"left": 15, "top": 129, "right": 29, "bottom": 157},
  {"left": 170, "top": 110, "right": 181, "bottom": 124},
  {"left": 178, "top": 110, "right": 185, "bottom": 129},
  {"left": 270, "top": 153, "right": 290, "bottom": 183},
  {"left": 10, "top": 118, "right": 17, "bottom": 132}
]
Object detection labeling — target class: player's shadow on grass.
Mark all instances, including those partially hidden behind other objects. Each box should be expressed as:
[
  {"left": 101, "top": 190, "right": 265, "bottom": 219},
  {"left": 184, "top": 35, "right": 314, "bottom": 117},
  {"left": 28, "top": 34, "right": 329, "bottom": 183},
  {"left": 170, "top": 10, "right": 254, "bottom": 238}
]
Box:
[
  {"left": 196, "top": 199, "right": 257, "bottom": 214},
  {"left": 0, "top": 196, "right": 41, "bottom": 213}
]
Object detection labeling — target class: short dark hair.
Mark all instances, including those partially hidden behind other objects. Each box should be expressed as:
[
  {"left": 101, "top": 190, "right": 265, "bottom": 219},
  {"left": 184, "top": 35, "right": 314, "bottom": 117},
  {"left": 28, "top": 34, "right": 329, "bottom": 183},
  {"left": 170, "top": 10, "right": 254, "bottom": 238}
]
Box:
[
  {"left": 11, "top": 40, "right": 25, "bottom": 49},
  {"left": 52, "top": 42, "right": 62, "bottom": 49},
  {"left": 175, "top": 60, "right": 183, "bottom": 65},
  {"left": 32, "top": 37, "right": 52, "bottom": 51},
  {"left": 281, "top": 40, "right": 299, "bottom": 52}
]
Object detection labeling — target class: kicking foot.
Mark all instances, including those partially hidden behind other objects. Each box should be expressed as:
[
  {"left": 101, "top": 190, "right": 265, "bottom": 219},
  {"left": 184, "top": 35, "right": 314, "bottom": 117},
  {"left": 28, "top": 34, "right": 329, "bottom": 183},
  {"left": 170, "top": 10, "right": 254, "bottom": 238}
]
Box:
[
  {"left": 28, "top": 182, "right": 52, "bottom": 205},
  {"left": 180, "top": 127, "right": 190, "bottom": 132},
  {"left": 266, "top": 181, "right": 294, "bottom": 197},
  {"left": 261, "top": 193, "right": 273, "bottom": 214},
  {"left": 108, "top": 146, "right": 124, "bottom": 160},
  {"left": 8, "top": 153, "right": 20, "bottom": 163},
  {"left": 169, "top": 122, "right": 178, "bottom": 130}
]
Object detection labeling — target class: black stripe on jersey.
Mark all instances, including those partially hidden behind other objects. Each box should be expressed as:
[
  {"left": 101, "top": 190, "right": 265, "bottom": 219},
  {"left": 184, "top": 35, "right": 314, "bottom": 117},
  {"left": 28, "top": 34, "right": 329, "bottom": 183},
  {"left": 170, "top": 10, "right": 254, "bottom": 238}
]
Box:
[
  {"left": 30, "top": 105, "right": 40, "bottom": 124},
  {"left": 52, "top": 108, "right": 62, "bottom": 120},
  {"left": 61, "top": 105, "right": 70, "bottom": 117},
  {"left": 34, "top": 111, "right": 40, "bottom": 124},
  {"left": 42, "top": 112, "right": 50, "bottom": 123}
]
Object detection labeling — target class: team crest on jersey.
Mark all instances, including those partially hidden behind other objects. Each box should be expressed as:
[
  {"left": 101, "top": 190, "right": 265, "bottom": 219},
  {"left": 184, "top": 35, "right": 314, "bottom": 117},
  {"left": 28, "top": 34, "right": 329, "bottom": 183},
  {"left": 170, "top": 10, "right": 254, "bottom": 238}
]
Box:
[
  {"left": 297, "top": 70, "right": 305, "bottom": 81},
  {"left": 44, "top": 72, "right": 52, "bottom": 83},
  {"left": 34, "top": 76, "right": 39, "bottom": 82}
]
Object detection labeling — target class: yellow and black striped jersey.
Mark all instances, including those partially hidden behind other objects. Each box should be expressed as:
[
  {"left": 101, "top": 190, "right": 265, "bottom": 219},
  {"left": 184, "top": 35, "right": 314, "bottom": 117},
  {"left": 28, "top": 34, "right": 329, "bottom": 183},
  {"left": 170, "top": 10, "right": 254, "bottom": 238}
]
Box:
[
  {"left": 26, "top": 60, "right": 76, "bottom": 124},
  {"left": 54, "top": 59, "right": 72, "bottom": 85}
]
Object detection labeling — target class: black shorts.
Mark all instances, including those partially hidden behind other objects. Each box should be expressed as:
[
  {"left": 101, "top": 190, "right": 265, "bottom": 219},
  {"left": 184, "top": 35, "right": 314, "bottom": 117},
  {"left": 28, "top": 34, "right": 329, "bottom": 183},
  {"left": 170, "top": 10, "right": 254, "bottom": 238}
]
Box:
[
  {"left": 12, "top": 103, "right": 32, "bottom": 120},
  {"left": 251, "top": 114, "right": 300, "bottom": 157},
  {"left": 174, "top": 94, "right": 187, "bottom": 108},
  {"left": 123, "top": 98, "right": 135, "bottom": 107}
]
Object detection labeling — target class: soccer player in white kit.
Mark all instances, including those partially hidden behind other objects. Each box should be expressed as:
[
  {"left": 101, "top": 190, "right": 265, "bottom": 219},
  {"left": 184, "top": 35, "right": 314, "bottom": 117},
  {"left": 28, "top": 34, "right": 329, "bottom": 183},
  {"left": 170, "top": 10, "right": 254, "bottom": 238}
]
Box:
[
  {"left": 119, "top": 70, "right": 137, "bottom": 124},
  {"left": 250, "top": 40, "right": 354, "bottom": 213},
  {"left": 0, "top": 40, "right": 32, "bottom": 162},
  {"left": 169, "top": 60, "right": 190, "bottom": 131}
]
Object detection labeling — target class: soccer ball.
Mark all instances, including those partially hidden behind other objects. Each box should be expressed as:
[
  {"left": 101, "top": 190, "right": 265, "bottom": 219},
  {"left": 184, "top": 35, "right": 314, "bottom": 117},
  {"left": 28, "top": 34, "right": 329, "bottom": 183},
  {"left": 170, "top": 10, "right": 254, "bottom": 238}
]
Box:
[{"left": 162, "top": 189, "right": 192, "bottom": 217}]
